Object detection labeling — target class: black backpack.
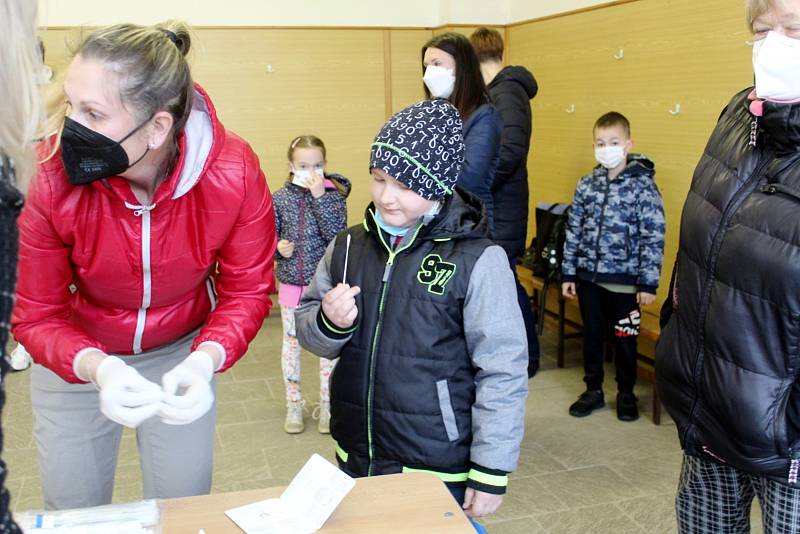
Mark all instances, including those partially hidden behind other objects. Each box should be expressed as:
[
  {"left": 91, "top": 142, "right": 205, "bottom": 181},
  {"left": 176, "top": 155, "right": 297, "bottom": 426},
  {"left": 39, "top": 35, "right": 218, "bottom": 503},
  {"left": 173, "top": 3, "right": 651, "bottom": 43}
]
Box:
[
  {"left": 521, "top": 202, "right": 570, "bottom": 334},
  {"left": 532, "top": 203, "right": 570, "bottom": 280}
]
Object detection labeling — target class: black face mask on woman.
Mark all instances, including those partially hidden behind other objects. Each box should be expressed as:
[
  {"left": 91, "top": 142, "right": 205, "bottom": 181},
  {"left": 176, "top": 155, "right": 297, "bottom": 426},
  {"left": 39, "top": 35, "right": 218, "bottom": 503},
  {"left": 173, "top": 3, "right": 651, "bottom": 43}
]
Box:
[{"left": 60, "top": 116, "right": 152, "bottom": 186}]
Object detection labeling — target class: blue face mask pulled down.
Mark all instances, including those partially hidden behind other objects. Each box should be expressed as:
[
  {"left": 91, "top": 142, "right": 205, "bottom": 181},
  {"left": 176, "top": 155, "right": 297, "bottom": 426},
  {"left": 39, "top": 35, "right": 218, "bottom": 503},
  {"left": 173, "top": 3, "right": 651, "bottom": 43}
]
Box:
[{"left": 374, "top": 210, "right": 410, "bottom": 237}]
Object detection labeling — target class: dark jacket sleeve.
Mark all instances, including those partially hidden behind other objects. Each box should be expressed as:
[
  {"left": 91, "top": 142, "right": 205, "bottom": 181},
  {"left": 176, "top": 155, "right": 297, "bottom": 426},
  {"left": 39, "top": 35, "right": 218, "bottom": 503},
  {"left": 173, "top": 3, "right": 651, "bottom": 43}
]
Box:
[
  {"left": 309, "top": 188, "right": 347, "bottom": 243},
  {"left": 562, "top": 177, "right": 588, "bottom": 281},
  {"left": 0, "top": 159, "right": 24, "bottom": 532},
  {"left": 460, "top": 105, "right": 503, "bottom": 210},
  {"left": 273, "top": 193, "right": 283, "bottom": 240},
  {"left": 491, "top": 84, "right": 532, "bottom": 186},
  {"left": 635, "top": 178, "right": 666, "bottom": 293}
]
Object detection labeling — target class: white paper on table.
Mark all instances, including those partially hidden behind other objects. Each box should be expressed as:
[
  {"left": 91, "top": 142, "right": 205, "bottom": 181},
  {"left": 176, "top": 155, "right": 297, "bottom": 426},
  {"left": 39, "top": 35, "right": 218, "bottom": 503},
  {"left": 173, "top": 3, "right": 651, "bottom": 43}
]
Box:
[{"left": 225, "top": 453, "right": 355, "bottom": 534}]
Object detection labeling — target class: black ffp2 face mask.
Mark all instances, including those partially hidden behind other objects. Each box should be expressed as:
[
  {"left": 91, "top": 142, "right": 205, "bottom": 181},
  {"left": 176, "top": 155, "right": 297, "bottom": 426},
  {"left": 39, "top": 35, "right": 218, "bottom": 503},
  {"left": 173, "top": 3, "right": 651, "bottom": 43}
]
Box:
[{"left": 60, "top": 116, "right": 152, "bottom": 186}]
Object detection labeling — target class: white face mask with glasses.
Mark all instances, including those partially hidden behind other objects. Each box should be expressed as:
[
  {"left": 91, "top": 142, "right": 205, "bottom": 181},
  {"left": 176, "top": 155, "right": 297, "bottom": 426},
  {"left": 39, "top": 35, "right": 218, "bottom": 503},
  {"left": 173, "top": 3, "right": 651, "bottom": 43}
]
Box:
[
  {"left": 753, "top": 31, "right": 800, "bottom": 102},
  {"left": 424, "top": 65, "right": 456, "bottom": 99}
]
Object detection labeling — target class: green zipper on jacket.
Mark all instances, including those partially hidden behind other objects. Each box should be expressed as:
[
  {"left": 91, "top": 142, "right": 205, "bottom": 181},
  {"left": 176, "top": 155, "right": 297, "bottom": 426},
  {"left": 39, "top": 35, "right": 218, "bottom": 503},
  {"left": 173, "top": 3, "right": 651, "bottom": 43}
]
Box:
[{"left": 365, "top": 214, "right": 423, "bottom": 476}]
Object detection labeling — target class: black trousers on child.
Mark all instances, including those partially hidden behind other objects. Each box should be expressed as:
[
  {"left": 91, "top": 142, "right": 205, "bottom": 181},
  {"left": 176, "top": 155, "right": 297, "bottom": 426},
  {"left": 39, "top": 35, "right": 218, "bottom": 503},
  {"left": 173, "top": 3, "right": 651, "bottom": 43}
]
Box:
[
  {"left": 510, "top": 259, "right": 540, "bottom": 378},
  {"left": 576, "top": 281, "right": 640, "bottom": 394}
]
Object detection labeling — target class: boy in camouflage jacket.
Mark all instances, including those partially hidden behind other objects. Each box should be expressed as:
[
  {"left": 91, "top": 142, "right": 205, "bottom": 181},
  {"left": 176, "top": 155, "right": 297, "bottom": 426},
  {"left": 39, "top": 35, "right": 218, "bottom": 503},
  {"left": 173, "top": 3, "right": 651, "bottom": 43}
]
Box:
[{"left": 561, "top": 112, "right": 665, "bottom": 422}]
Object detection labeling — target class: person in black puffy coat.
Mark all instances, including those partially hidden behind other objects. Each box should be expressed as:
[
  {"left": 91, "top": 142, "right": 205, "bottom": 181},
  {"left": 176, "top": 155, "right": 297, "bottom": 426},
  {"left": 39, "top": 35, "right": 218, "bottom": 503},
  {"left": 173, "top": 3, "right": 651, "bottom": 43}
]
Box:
[
  {"left": 657, "top": 1, "right": 800, "bottom": 531},
  {"left": 273, "top": 135, "right": 350, "bottom": 435},
  {"left": 0, "top": 160, "right": 22, "bottom": 534},
  {"left": 0, "top": 0, "right": 42, "bottom": 529},
  {"left": 470, "top": 27, "right": 540, "bottom": 377}
]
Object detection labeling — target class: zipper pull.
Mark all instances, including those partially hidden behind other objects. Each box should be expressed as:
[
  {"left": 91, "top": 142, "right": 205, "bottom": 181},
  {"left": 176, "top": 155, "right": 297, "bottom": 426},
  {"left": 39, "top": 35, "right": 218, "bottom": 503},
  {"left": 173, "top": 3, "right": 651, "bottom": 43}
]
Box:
[
  {"left": 761, "top": 184, "right": 777, "bottom": 194},
  {"left": 124, "top": 202, "right": 157, "bottom": 217},
  {"left": 789, "top": 455, "right": 799, "bottom": 485},
  {"left": 382, "top": 253, "right": 395, "bottom": 282}
]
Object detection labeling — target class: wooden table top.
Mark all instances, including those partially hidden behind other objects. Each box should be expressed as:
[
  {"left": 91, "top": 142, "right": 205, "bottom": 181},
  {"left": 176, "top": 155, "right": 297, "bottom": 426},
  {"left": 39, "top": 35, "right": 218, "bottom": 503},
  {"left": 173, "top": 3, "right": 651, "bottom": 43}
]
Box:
[{"left": 159, "top": 471, "right": 474, "bottom": 533}]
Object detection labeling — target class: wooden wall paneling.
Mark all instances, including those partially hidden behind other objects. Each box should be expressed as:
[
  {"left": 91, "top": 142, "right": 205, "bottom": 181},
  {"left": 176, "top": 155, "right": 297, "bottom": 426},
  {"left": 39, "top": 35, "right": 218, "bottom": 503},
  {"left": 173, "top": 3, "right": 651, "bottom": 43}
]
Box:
[
  {"left": 433, "top": 25, "right": 504, "bottom": 38},
  {"left": 389, "top": 29, "right": 432, "bottom": 113},
  {"left": 383, "top": 29, "right": 393, "bottom": 118},
  {"left": 38, "top": 26, "right": 400, "bottom": 227},
  {"left": 39, "top": 28, "right": 83, "bottom": 119},
  {"left": 39, "top": 28, "right": 79, "bottom": 79},
  {"left": 177, "top": 28, "right": 387, "bottom": 225},
  {"left": 509, "top": 0, "right": 752, "bottom": 316}
]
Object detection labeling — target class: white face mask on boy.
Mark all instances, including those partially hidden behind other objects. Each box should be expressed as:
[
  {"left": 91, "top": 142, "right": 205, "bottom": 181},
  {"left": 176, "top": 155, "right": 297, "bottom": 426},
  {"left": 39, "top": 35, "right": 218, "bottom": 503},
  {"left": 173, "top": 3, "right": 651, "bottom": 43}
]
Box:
[
  {"left": 753, "top": 31, "right": 800, "bottom": 102},
  {"left": 424, "top": 65, "right": 456, "bottom": 99},
  {"left": 595, "top": 146, "right": 626, "bottom": 169}
]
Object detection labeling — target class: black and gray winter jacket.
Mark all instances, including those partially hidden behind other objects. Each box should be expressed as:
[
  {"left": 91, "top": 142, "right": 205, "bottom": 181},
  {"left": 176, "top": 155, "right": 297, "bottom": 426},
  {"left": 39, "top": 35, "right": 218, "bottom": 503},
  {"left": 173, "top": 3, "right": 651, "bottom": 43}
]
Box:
[
  {"left": 487, "top": 66, "right": 538, "bottom": 260},
  {"left": 657, "top": 88, "right": 800, "bottom": 487},
  {"left": 294, "top": 188, "right": 528, "bottom": 495},
  {"left": 272, "top": 174, "right": 350, "bottom": 287}
]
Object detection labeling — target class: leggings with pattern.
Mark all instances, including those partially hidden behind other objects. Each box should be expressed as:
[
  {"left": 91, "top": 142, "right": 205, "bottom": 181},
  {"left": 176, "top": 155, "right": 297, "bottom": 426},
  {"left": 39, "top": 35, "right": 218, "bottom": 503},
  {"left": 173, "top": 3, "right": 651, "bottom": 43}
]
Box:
[{"left": 281, "top": 305, "right": 337, "bottom": 402}]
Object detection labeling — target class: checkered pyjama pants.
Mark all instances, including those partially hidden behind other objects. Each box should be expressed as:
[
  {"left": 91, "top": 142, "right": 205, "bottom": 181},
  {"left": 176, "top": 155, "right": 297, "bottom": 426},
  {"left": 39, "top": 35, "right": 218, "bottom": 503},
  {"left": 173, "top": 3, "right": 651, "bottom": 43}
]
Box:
[{"left": 676, "top": 454, "right": 800, "bottom": 533}]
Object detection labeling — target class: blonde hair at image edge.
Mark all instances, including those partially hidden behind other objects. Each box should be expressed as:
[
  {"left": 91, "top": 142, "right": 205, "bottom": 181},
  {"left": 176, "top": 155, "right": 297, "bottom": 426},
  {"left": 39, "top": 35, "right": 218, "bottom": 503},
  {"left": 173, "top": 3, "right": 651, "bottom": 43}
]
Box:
[
  {"left": 746, "top": 0, "right": 786, "bottom": 30},
  {"left": 0, "top": 0, "right": 44, "bottom": 188}
]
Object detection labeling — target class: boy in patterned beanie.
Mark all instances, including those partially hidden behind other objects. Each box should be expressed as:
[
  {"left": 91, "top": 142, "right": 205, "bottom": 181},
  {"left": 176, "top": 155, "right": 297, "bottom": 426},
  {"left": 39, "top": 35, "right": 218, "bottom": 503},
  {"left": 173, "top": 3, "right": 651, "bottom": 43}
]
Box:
[
  {"left": 370, "top": 99, "right": 464, "bottom": 202},
  {"left": 295, "top": 100, "right": 528, "bottom": 527}
]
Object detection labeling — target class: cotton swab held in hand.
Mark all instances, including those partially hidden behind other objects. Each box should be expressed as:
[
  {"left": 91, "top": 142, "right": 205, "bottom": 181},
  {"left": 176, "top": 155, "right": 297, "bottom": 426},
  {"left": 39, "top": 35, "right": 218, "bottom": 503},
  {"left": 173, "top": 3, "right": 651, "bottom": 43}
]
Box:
[{"left": 342, "top": 233, "right": 351, "bottom": 286}]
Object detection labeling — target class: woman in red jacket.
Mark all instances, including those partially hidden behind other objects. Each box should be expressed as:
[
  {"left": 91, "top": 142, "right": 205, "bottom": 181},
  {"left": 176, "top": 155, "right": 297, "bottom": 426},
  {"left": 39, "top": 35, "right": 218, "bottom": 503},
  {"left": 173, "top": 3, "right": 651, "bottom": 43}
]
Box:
[{"left": 11, "top": 21, "right": 276, "bottom": 510}]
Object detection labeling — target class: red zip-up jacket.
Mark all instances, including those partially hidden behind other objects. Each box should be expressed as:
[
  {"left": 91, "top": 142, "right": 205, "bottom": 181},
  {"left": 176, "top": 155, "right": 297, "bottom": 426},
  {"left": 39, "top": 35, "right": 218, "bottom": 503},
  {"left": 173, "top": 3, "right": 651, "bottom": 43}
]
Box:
[{"left": 12, "top": 85, "right": 277, "bottom": 383}]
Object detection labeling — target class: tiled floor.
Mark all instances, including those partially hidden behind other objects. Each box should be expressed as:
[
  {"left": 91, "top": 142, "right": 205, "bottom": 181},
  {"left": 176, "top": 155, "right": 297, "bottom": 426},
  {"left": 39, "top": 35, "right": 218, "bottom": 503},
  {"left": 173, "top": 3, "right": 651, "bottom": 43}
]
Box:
[{"left": 0, "top": 307, "right": 765, "bottom": 533}]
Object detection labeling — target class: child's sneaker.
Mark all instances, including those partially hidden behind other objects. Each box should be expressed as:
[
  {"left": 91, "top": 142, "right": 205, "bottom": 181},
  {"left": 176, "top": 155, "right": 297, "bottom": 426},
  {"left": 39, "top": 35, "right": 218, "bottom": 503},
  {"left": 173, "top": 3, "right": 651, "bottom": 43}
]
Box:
[
  {"left": 7, "top": 344, "right": 31, "bottom": 372},
  {"left": 569, "top": 389, "right": 605, "bottom": 417},
  {"left": 313, "top": 401, "right": 331, "bottom": 434},
  {"left": 284, "top": 400, "right": 306, "bottom": 434}
]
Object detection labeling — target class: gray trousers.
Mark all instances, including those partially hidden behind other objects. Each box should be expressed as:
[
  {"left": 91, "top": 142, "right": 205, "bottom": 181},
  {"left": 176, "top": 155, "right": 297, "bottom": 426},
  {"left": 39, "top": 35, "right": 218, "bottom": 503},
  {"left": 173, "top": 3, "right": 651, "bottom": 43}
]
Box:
[{"left": 30, "top": 330, "right": 217, "bottom": 510}]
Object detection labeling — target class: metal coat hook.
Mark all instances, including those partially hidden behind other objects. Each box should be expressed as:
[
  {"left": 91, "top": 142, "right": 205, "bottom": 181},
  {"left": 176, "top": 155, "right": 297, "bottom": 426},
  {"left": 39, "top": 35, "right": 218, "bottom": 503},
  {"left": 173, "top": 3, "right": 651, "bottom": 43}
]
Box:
[
  {"left": 613, "top": 48, "right": 624, "bottom": 60},
  {"left": 669, "top": 103, "right": 681, "bottom": 116},
  {"left": 266, "top": 64, "right": 275, "bottom": 73},
  {"left": 565, "top": 104, "right": 576, "bottom": 114}
]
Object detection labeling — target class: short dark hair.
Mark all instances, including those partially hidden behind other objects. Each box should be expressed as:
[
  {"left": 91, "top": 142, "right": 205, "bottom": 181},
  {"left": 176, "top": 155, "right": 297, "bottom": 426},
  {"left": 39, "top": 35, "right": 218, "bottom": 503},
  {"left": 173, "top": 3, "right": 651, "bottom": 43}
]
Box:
[
  {"left": 469, "top": 27, "right": 504, "bottom": 63},
  {"left": 594, "top": 112, "right": 631, "bottom": 138},
  {"left": 422, "top": 32, "right": 488, "bottom": 120}
]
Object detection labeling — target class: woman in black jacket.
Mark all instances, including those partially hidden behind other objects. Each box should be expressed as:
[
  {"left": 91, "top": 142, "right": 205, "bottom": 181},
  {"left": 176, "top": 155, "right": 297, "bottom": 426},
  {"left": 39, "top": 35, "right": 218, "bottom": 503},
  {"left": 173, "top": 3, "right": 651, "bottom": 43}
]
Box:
[
  {"left": 0, "top": 0, "right": 42, "bottom": 530},
  {"left": 657, "top": 0, "right": 800, "bottom": 531}
]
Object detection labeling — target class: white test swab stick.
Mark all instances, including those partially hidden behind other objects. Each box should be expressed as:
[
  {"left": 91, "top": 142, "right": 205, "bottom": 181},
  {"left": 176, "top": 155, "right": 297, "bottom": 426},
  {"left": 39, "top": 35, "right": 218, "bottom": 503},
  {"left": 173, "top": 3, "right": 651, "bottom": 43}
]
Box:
[{"left": 342, "top": 233, "right": 351, "bottom": 286}]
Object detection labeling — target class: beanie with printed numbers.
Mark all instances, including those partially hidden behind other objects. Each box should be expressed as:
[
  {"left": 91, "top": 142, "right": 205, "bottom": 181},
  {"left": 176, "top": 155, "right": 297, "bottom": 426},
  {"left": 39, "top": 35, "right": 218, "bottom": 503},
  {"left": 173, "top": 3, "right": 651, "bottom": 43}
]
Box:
[{"left": 369, "top": 99, "right": 465, "bottom": 201}]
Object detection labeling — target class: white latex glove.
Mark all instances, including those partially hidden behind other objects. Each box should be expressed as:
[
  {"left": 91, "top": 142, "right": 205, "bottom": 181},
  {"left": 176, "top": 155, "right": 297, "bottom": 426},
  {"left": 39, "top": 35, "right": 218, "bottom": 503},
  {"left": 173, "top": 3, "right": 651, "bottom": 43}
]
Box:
[
  {"left": 158, "top": 351, "right": 215, "bottom": 425},
  {"left": 95, "top": 356, "right": 164, "bottom": 428}
]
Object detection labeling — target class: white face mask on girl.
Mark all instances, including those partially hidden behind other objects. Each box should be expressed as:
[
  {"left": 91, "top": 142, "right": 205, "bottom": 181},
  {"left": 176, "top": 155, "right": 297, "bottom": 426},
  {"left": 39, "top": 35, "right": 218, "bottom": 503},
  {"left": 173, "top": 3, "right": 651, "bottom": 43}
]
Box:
[
  {"left": 424, "top": 65, "right": 456, "bottom": 99},
  {"left": 753, "top": 31, "right": 800, "bottom": 102},
  {"left": 291, "top": 170, "right": 311, "bottom": 187},
  {"left": 291, "top": 166, "right": 323, "bottom": 188},
  {"left": 595, "top": 146, "right": 626, "bottom": 169}
]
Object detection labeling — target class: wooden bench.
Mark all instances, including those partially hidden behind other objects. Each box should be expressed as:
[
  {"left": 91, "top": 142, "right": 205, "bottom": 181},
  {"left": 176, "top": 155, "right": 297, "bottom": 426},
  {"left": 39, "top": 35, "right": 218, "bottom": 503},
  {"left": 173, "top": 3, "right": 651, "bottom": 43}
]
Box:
[{"left": 516, "top": 265, "right": 663, "bottom": 424}]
